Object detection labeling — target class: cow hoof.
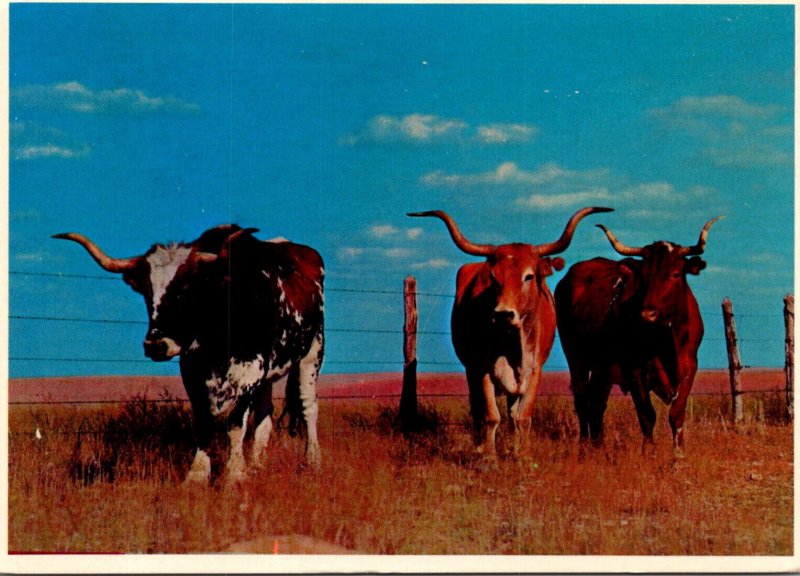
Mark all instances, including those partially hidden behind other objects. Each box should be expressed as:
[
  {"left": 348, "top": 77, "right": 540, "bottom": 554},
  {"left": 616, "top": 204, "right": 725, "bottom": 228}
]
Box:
[
  {"left": 224, "top": 471, "right": 246, "bottom": 488},
  {"left": 184, "top": 449, "right": 212, "bottom": 486},
  {"left": 474, "top": 454, "right": 499, "bottom": 472},
  {"left": 183, "top": 469, "right": 211, "bottom": 486},
  {"left": 305, "top": 446, "right": 322, "bottom": 472}
]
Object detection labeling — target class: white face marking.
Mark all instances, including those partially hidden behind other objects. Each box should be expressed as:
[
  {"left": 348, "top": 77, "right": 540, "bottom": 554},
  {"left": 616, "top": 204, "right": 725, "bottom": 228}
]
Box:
[
  {"left": 266, "top": 236, "right": 289, "bottom": 243},
  {"left": 146, "top": 245, "right": 193, "bottom": 320},
  {"left": 188, "top": 339, "right": 200, "bottom": 352}
]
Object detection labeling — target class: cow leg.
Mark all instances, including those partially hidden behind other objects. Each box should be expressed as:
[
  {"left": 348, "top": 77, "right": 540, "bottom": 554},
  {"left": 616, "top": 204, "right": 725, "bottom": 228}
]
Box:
[
  {"left": 669, "top": 354, "right": 698, "bottom": 458},
  {"left": 586, "top": 368, "right": 613, "bottom": 446},
  {"left": 250, "top": 377, "right": 279, "bottom": 468},
  {"left": 465, "top": 369, "right": 487, "bottom": 447},
  {"left": 567, "top": 361, "right": 591, "bottom": 442},
  {"left": 181, "top": 364, "right": 216, "bottom": 486},
  {"left": 510, "top": 366, "right": 544, "bottom": 458},
  {"left": 184, "top": 414, "right": 215, "bottom": 485},
  {"left": 296, "top": 331, "right": 323, "bottom": 470},
  {"left": 224, "top": 403, "right": 251, "bottom": 485},
  {"left": 477, "top": 373, "right": 501, "bottom": 463},
  {"left": 629, "top": 369, "right": 657, "bottom": 451}
]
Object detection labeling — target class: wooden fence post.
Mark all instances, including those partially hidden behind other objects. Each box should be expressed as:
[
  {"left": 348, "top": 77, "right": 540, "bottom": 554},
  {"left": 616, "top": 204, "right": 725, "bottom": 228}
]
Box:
[
  {"left": 784, "top": 294, "right": 794, "bottom": 422},
  {"left": 722, "top": 298, "right": 743, "bottom": 425},
  {"left": 400, "top": 276, "right": 419, "bottom": 433}
]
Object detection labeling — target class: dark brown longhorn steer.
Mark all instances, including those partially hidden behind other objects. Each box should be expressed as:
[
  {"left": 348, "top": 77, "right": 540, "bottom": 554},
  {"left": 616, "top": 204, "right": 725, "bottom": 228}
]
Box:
[
  {"left": 408, "top": 207, "right": 612, "bottom": 462},
  {"left": 54, "top": 225, "right": 324, "bottom": 484},
  {"left": 554, "top": 217, "right": 721, "bottom": 455}
]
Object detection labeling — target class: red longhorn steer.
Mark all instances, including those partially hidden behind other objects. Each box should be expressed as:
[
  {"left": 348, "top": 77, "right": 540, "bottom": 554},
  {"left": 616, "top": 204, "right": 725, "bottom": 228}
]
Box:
[
  {"left": 408, "top": 207, "right": 612, "bottom": 461},
  {"left": 554, "top": 217, "right": 721, "bottom": 455},
  {"left": 54, "top": 225, "right": 324, "bottom": 484}
]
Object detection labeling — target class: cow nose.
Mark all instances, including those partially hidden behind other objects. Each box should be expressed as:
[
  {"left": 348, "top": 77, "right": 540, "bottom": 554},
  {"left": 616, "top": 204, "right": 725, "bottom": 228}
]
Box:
[
  {"left": 493, "top": 308, "right": 519, "bottom": 326},
  {"left": 641, "top": 308, "right": 659, "bottom": 323},
  {"left": 143, "top": 338, "right": 169, "bottom": 360}
]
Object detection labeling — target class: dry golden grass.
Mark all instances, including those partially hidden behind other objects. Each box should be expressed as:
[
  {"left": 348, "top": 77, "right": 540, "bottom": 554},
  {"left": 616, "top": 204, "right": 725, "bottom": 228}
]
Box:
[{"left": 8, "top": 385, "right": 793, "bottom": 555}]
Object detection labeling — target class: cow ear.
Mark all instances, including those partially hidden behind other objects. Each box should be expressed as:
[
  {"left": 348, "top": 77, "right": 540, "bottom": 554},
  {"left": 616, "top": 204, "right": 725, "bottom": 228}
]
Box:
[
  {"left": 616, "top": 260, "right": 640, "bottom": 302},
  {"left": 685, "top": 256, "right": 707, "bottom": 275},
  {"left": 551, "top": 257, "right": 565, "bottom": 271},
  {"left": 122, "top": 269, "right": 143, "bottom": 293},
  {"left": 537, "top": 257, "right": 565, "bottom": 277}
]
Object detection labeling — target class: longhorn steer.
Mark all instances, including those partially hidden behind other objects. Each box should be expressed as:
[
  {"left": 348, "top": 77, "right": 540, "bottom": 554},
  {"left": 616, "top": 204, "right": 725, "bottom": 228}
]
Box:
[
  {"left": 554, "top": 217, "right": 721, "bottom": 455},
  {"left": 408, "top": 207, "right": 612, "bottom": 461},
  {"left": 54, "top": 225, "right": 324, "bottom": 483}
]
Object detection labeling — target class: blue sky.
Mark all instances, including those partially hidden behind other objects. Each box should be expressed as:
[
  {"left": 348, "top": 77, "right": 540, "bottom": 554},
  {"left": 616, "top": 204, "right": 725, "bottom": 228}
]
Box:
[{"left": 9, "top": 4, "right": 794, "bottom": 378}]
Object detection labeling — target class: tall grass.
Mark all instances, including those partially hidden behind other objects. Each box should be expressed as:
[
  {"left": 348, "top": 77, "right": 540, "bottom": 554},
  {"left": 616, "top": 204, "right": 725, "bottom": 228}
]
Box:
[{"left": 8, "top": 387, "right": 793, "bottom": 555}]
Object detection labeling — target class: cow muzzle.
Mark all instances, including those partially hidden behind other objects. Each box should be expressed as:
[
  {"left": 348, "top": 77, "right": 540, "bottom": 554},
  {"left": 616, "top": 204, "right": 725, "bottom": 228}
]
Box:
[
  {"left": 641, "top": 308, "right": 659, "bottom": 323},
  {"left": 493, "top": 307, "right": 521, "bottom": 328},
  {"left": 143, "top": 332, "right": 182, "bottom": 361}
]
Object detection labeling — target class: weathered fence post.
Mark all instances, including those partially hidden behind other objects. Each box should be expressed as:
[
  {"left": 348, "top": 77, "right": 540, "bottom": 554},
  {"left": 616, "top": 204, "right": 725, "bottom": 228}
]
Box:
[
  {"left": 399, "top": 276, "right": 419, "bottom": 433},
  {"left": 722, "top": 298, "right": 743, "bottom": 425},
  {"left": 784, "top": 294, "right": 794, "bottom": 422}
]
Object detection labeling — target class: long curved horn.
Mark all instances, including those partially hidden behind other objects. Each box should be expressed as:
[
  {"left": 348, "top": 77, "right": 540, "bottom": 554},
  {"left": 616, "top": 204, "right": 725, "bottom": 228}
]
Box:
[
  {"left": 535, "top": 206, "right": 615, "bottom": 256},
  {"left": 596, "top": 224, "right": 644, "bottom": 257},
  {"left": 52, "top": 232, "right": 140, "bottom": 273},
  {"left": 407, "top": 210, "right": 495, "bottom": 256},
  {"left": 679, "top": 216, "right": 723, "bottom": 256},
  {"left": 218, "top": 227, "right": 260, "bottom": 259}
]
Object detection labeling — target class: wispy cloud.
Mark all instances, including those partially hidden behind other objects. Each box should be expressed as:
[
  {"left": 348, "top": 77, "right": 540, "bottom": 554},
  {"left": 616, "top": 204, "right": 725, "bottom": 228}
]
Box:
[
  {"left": 412, "top": 258, "right": 453, "bottom": 269},
  {"left": 475, "top": 123, "right": 538, "bottom": 144},
  {"left": 367, "top": 223, "right": 425, "bottom": 240},
  {"left": 421, "top": 160, "right": 723, "bottom": 217},
  {"left": 342, "top": 114, "right": 537, "bottom": 146},
  {"left": 648, "top": 95, "right": 791, "bottom": 169},
  {"left": 12, "top": 81, "right": 201, "bottom": 115},
  {"left": 336, "top": 246, "right": 411, "bottom": 261},
  {"left": 421, "top": 162, "right": 606, "bottom": 188},
  {"left": 649, "top": 95, "right": 784, "bottom": 121},
  {"left": 703, "top": 145, "right": 792, "bottom": 168},
  {"left": 516, "top": 188, "right": 612, "bottom": 210},
  {"left": 11, "top": 122, "right": 91, "bottom": 161}
]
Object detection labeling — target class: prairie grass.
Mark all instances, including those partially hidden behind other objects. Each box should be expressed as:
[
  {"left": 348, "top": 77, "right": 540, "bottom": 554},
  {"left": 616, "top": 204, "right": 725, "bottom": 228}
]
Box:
[{"left": 8, "top": 386, "right": 793, "bottom": 555}]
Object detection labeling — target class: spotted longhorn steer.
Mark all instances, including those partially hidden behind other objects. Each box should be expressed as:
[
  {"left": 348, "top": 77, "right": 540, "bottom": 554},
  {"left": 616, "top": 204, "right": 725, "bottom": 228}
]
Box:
[
  {"left": 554, "top": 217, "right": 720, "bottom": 455},
  {"left": 408, "top": 207, "right": 611, "bottom": 461},
  {"left": 54, "top": 225, "right": 324, "bottom": 484}
]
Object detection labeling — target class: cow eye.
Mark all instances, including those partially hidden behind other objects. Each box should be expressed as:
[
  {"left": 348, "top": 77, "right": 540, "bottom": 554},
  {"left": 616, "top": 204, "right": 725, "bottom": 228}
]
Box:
[{"left": 524, "top": 273, "right": 535, "bottom": 282}]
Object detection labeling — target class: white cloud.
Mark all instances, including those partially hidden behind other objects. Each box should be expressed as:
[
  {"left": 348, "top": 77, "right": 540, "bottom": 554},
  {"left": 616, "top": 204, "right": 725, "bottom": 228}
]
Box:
[
  {"left": 342, "top": 114, "right": 537, "bottom": 146},
  {"left": 15, "top": 252, "right": 44, "bottom": 262},
  {"left": 337, "top": 246, "right": 365, "bottom": 260},
  {"left": 12, "top": 81, "right": 201, "bottom": 115},
  {"left": 703, "top": 145, "right": 792, "bottom": 168},
  {"left": 367, "top": 223, "right": 424, "bottom": 241},
  {"left": 622, "top": 182, "right": 675, "bottom": 199},
  {"left": 368, "top": 224, "right": 400, "bottom": 238},
  {"left": 412, "top": 258, "right": 453, "bottom": 269},
  {"left": 342, "top": 114, "right": 467, "bottom": 145},
  {"left": 383, "top": 248, "right": 412, "bottom": 259},
  {"left": 649, "top": 95, "right": 784, "bottom": 121},
  {"left": 516, "top": 188, "right": 612, "bottom": 210},
  {"left": 422, "top": 161, "right": 592, "bottom": 188},
  {"left": 11, "top": 121, "right": 91, "bottom": 161},
  {"left": 475, "top": 123, "right": 537, "bottom": 144},
  {"left": 336, "top": 245, "right": 411, "bottom": 262}
]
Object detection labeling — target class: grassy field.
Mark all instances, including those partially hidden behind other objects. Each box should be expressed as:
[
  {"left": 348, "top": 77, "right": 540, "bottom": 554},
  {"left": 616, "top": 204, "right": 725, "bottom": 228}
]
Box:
[{"left": 7, "top": 377, "right": 793, "bottom": 556}]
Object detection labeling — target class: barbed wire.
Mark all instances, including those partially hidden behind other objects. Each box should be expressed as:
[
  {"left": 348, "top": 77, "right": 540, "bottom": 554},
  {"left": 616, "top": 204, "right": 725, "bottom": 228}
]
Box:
[
  {"left": 9, "top": 385, "right": 786, "bottom": 408},
  {"left": 9, "top": 268, "right": 790, "bottom": 379}
]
